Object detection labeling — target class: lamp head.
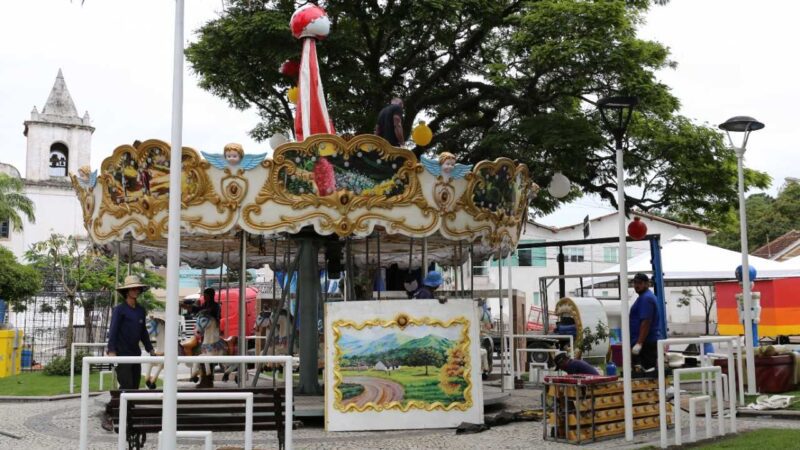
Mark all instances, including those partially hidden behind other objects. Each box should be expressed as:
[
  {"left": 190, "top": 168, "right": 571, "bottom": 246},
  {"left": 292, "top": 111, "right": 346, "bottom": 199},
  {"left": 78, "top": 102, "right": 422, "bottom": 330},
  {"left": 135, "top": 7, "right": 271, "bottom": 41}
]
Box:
[
  {"left": 719, "top": 116, "right": 765, "bottom": 133},
  {"left": 718, "top": 116, "right": 764, "bottom": 151},
  {"left": 598, "top": 95, "right": 639, "bottom": 143}
]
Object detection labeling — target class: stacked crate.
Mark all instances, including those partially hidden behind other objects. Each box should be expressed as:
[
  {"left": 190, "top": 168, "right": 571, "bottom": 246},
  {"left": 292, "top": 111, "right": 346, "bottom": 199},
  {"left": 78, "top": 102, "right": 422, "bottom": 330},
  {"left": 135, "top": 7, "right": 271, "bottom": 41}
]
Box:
[{"left": 544, "top": 376, "right": 673, "bottom": 443}]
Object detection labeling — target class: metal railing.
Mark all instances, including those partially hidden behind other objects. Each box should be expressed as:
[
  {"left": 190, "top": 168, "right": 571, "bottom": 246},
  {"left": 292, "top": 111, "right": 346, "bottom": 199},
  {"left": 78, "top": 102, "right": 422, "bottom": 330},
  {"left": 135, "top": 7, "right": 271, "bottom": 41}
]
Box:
[
  {"left": 657, "top": 337, "right": 740, "bottom": 448},
  {"left": 78, "top": 355, "right": 295, "bottom": 450},
  {"left": 70, "top": 342, "right": 110, "bottom": 394}
]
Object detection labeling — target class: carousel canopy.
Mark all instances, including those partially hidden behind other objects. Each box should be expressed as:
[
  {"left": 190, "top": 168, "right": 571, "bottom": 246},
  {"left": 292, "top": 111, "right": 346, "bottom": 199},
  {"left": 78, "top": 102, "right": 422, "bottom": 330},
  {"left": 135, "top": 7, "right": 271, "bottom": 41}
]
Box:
[{"left": 72, "top": 135, "right": 536, "bottom": 269}]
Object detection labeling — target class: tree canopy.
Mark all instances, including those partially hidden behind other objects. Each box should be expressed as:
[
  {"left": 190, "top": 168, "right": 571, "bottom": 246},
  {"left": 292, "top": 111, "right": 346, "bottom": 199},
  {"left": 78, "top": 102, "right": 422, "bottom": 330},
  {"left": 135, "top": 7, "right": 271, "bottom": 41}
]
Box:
[
  {"left": 0, "top": 173, "right": 35, "bottom": 232},
  {"left": 0, "top": 246, "right": 41, "bottom": 307},
  {"left": 186, "top": 0, "right": 769, "bottom": 223},
  {"left": 709, "top": 182, "right": 800, "bottom": 252}
]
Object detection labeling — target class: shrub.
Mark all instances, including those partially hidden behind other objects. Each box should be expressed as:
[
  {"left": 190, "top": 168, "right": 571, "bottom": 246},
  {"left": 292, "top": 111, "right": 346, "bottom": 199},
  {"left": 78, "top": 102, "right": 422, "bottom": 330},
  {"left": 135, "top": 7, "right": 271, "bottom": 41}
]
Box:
[{"left": 44, "top": 351, "right": 89, "bottom": 376}]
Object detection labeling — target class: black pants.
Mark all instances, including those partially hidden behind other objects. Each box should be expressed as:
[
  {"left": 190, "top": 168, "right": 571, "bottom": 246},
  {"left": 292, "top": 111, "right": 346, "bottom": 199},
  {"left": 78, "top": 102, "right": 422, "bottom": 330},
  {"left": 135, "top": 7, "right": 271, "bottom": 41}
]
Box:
[
  {"left": 116, "top": 363, "right": 142, "bottom": 390},
  {"left": 633, "top": 341, "right": 659, "bottom": 371}
]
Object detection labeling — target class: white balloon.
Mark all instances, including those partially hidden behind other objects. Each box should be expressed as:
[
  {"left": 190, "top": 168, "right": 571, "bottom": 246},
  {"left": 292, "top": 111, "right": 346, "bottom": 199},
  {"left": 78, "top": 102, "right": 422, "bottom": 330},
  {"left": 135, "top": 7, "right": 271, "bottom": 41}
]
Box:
[
  {"left": 269, "top": 133, "right": 289, "bottom": 150},
  {"left": 548, "top": 172, "right": 571, "bottom": 198}
]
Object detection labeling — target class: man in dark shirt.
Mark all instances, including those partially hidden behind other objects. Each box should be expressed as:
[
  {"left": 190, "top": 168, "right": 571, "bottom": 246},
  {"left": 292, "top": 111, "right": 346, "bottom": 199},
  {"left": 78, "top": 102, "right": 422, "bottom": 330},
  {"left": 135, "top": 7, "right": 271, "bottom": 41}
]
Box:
[
  {"left": 554, "top": 352, "right": 599, "bottom": 375},
  {"left": 630, "top": 273, "right": 663, "bottom": 371},
  {"left": 107, "top": 275, "right": 155, "bottom": 390},
  {"left": 374, "top": 98, "right": 405, "bottom": 147}
]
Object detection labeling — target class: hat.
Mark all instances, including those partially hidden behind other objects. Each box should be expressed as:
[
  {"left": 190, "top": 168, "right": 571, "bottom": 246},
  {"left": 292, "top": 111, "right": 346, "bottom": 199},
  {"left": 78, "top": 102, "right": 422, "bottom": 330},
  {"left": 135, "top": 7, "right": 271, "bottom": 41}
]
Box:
[
  {"left": 422, "top": 271, "right": 443, "bottom": 288},
  {"left": 633, "top": 273, "right": 649, "bottom": 283},
  {"left": 117, "top": 275, "right": 150, "bottom": 293},
  {"left": 554, "top": 352, "right": 569, "bottom": 367}
]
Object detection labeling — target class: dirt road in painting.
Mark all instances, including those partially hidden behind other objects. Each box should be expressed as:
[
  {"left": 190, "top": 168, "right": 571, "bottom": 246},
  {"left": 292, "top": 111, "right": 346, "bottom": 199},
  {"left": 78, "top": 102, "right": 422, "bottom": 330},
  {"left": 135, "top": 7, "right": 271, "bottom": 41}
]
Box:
[{"left": 342, "top": 376, "right": 404, "bottom": 407}]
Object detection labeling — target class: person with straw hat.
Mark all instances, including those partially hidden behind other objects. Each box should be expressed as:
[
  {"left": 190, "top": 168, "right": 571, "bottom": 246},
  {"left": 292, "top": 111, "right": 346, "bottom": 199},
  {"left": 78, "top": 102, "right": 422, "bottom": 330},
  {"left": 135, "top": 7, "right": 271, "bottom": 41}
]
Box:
[{"left": 107, "top": 275, "right": 155, "bottom": 390}]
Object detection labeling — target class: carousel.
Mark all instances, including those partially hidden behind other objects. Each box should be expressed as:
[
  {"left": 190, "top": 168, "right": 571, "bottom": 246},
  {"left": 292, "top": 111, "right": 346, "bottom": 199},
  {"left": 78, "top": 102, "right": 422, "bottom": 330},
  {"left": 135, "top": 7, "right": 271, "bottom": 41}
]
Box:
[{"left": 71, "top": 3, "right": 536, "bottom": 433}]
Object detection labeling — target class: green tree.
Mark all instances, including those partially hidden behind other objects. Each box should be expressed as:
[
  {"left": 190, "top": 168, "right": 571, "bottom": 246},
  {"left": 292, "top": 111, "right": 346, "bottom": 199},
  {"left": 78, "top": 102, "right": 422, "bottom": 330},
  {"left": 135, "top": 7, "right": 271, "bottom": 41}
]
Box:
[
  {"left": 677, "top": 287, "right": 716, "bottom": 336},
  {"left": 0, "top": 173, "right": 35, "bottom": 232},
  {"left": 25, "top": 234, "right": 164, "bottom": 352},
  {"left": 0, "top": 246, "right": 41, "bottom": 310},
  {"left": 709, "top": 183, "right": 800, "bottom": 252},
  {"left": 405, "top": 347, "right": 445, "bottom": 376},
  {"left": 186, "top": 0, "right": 769, "bottom": 224}
]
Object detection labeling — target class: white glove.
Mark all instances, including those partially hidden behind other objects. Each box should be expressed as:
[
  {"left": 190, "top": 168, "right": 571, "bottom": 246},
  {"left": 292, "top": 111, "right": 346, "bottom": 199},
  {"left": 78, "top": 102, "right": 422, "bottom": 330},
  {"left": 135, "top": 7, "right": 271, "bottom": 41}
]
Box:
[{"left": 632, "top": 343, "right": 642, "bottom": 355}]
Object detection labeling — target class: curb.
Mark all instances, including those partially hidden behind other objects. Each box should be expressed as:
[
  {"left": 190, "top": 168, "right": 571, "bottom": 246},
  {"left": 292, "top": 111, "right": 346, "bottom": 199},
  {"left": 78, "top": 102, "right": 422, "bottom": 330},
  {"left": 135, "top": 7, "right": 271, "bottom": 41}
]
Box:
[
  {"left": 0, "top": 392, "right": 103, "bottom": 403},
  {"left": 737, "top": 408, "right": 800, "bottom": 420}
]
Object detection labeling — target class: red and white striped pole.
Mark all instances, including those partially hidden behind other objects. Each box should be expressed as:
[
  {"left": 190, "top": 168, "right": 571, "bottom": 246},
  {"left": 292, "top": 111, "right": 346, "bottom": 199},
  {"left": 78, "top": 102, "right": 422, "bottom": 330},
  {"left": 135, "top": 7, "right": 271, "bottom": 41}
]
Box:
[{"left": 290, "top": 5, "right": 334, "bottom": 141}]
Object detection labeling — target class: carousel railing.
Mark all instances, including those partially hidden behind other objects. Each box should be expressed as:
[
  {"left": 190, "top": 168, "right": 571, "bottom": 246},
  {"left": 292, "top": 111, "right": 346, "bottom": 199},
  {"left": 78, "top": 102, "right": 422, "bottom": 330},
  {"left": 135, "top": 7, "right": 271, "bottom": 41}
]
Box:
[{"left": 78, "top": 355, "right": 296, "bottom": 450}]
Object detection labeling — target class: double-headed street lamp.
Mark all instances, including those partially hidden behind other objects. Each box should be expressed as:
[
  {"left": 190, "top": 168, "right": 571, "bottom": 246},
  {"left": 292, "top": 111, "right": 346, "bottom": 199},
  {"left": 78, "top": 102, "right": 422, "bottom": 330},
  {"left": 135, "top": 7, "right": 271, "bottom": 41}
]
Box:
[
  {"left": 719, "top": 116, "right": 765, "bottom": 396},
  {"left": 598, "top": 95, "right": 638, "bottom": 441}
]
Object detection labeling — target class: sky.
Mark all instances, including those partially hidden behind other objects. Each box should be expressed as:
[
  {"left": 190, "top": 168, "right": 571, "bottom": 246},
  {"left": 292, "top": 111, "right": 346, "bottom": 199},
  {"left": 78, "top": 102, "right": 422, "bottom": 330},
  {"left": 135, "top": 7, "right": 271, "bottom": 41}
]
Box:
[{"left": 1, "top": 1, "right": 798, "bottom": 228}]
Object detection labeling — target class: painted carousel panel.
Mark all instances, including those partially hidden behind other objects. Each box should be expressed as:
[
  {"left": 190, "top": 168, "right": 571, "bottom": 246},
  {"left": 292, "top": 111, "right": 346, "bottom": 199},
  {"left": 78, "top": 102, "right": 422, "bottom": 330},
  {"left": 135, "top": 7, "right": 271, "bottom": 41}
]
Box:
[{"left": 324, "top": 299, "right": 483, "bottom": 431}]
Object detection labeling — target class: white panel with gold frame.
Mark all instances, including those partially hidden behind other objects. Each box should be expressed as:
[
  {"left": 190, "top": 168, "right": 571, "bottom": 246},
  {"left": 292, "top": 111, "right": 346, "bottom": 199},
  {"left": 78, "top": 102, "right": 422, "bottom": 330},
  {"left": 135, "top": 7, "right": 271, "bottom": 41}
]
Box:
[{"left": 324, "top": 299, "right": 483, "bottom": 431}]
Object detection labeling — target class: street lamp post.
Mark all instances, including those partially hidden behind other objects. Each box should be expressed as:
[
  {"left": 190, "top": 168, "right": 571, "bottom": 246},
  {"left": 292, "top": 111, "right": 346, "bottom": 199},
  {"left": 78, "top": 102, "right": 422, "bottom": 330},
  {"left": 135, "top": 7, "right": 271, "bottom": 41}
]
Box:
[
  {"left": 598, "top": 95, "right": 638, "bottom": 441},
  {"left": 719, "top": 116, "right": 765, "bottom": 396}
]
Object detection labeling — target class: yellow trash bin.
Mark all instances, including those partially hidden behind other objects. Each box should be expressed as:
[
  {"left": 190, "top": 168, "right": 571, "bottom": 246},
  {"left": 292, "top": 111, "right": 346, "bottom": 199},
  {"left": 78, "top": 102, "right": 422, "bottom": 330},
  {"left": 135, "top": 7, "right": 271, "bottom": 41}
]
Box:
[{"left": 0, "top": 329, "right": 23, "bottom": 378}]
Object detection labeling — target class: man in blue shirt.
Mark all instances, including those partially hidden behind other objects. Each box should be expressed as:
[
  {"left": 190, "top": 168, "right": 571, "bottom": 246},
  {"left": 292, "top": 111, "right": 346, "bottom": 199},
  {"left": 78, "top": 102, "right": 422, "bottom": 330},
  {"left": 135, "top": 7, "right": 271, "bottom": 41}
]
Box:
[
  {"left": 630, "top": 273, "right": 662, "bottom": 371},
  {"left": 107, "top": 275, "right": 155, "bottom": 390}
]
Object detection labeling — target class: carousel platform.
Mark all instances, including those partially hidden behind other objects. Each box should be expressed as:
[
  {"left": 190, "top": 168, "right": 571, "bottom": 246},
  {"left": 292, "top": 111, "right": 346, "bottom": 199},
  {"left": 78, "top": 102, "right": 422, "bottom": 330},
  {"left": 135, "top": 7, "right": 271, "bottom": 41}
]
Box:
[{"left": 153, "top": 370, "right": 512, "bottom": 419}]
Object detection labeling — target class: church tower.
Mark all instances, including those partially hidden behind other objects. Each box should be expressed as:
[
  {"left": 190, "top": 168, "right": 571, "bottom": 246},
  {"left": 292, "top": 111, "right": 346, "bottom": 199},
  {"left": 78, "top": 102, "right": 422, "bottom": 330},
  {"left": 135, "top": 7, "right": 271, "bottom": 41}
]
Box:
[{"left": 23, "top": 69, "right": 94, "bottom": 181}]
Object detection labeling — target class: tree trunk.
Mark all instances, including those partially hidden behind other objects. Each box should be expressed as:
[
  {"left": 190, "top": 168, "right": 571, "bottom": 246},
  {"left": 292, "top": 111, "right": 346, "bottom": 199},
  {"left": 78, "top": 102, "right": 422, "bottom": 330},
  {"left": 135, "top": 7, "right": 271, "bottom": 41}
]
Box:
[
  {"left": 83, "top": 297, "right": 94, "bottom": 343},
  {"left": 66, "top": 295, "right": 76, "bottom": 357}
]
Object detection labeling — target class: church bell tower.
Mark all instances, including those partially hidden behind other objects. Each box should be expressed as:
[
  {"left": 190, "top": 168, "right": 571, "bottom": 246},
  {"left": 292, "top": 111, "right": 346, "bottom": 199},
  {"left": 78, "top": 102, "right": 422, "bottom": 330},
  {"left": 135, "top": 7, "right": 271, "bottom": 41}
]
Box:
[{"left": 23, "top": 69, "right": 94, "bottom": 181}]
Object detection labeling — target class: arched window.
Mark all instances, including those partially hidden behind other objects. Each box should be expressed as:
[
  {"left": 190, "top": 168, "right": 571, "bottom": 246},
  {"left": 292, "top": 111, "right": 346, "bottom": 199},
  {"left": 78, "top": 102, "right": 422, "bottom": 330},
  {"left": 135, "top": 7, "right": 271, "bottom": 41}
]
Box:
[{"left": 49, "top": 143, "right": 69, "bottom": 177}]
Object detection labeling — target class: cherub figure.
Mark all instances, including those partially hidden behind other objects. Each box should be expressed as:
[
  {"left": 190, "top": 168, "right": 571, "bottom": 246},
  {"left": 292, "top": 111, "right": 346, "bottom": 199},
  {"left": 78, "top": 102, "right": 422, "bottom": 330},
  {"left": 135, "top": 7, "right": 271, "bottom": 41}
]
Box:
[
  {"left": 421, "top": 152, "right": 472, "bottom": 181},
  {"left": 202, "top": 143, "right": 267, "bottom": 171},
  {"left": 77, "top": 165, "right": 97, "bottom": 189}
]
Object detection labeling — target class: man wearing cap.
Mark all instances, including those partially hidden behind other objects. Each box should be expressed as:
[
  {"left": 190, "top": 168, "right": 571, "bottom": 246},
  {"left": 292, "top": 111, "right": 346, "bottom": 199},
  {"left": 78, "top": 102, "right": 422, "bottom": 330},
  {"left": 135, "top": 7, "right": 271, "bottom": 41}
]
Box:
[
  {"left": 107, "top": 275, "right": 156, "bottom": 390},
  {"left": 554, "top": 352, "right": 599, "bottom": 376},
  {"left": 630, "top": 273, "right": 662, "bottom": 371},
  {"left": 413, "top": 270, "right": 442, "bottom": 300}
]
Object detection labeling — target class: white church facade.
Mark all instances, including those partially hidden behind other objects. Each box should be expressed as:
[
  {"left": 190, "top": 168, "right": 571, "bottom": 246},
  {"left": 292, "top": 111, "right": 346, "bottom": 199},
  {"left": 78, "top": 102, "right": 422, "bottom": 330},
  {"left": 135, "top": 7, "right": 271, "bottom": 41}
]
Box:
[{"left": 0, "top": 69, "right": 93, "bottom": 258}]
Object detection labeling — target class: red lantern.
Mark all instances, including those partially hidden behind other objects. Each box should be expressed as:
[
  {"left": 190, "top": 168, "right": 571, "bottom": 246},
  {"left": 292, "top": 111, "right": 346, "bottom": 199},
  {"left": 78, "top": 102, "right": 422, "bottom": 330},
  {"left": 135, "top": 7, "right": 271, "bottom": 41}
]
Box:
[
  {"left": 279, "top": 59, "right": 300, "bottom": 78},
  {"left": 627, "top": 216, "right": 647, "bottom": 240}
]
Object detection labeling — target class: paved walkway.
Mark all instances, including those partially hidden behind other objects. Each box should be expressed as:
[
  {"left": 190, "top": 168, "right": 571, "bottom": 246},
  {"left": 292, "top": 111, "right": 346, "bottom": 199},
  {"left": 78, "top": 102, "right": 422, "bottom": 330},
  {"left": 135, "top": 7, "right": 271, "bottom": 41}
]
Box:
[{"left": 1, "top": 385, "right": 798, "bottom": 449}]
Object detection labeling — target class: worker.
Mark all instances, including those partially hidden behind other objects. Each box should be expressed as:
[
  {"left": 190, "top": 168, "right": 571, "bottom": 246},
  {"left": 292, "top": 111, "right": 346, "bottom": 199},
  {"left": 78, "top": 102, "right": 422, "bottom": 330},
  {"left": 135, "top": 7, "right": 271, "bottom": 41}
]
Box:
[
  {"left": 413, "top": 270, "right": 442, "bottom": 300},
  {"left": 630, "top": 273, "right": 662, "bottom": 371},
  {"left": 553, "top": 352, "right": 599, "bottom": 375},
  {"left": 374, "top": 98, "right": 405, "bottom": 147}
]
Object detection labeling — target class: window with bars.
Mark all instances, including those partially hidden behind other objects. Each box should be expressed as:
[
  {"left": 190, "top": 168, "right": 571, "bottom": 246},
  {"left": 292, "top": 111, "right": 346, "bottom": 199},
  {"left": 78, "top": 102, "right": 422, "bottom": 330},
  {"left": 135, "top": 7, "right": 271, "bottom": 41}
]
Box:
[{"left": 0, "top": 220, "right": 9, "bottom": 239}]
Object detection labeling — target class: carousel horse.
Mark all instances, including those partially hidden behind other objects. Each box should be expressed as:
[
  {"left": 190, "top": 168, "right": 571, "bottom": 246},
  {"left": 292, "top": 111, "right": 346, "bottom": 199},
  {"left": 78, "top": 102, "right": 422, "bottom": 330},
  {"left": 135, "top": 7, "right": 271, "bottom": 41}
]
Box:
[
  {"left": 180, "top": 310, "right": 237, "bottom": 388},
  {"left": 144, "top": 315, "right": 166, "bottom": 390}
]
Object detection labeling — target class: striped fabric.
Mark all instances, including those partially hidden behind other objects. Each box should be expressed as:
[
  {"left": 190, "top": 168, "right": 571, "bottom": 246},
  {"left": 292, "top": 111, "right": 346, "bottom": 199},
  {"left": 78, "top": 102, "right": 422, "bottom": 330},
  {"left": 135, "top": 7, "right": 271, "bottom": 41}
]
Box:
[{"left": 294, "top": 38, "right": 334, "bottom": 141}]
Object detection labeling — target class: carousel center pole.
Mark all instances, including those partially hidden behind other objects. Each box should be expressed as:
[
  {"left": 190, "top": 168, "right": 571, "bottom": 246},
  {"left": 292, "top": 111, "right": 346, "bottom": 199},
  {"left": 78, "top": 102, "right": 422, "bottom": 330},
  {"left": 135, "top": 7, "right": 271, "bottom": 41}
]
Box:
[
  {"left": 161, "top": 0, "right": 184, "bottom": 446},
  {"left": 239, "top": 231, "right": 248, "bottom": 387},
  {"left": 297, "top": 237, "right": 322, "bottom": 395}
]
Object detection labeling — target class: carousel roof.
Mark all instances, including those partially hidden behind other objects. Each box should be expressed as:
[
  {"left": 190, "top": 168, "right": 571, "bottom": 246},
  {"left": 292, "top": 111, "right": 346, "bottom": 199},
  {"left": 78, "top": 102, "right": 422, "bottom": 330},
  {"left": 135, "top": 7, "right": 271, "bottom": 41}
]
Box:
[{"left": 72, "top": 135, "right": 536, "bottom": 268}]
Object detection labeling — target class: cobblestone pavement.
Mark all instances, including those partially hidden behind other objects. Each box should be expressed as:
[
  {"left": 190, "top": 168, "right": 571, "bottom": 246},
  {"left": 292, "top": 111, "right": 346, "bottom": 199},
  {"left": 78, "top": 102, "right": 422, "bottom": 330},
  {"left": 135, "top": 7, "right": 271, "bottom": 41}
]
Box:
[{"left": 1, "top": 387, "right": 799, "bottom": 449}]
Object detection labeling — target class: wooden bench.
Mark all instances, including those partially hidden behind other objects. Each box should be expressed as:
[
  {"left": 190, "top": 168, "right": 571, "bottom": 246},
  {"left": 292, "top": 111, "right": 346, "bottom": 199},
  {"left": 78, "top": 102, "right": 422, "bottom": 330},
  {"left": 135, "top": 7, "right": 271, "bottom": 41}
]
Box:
[{"left": 107, "top": 387, "right": 289, "bottom": 450}]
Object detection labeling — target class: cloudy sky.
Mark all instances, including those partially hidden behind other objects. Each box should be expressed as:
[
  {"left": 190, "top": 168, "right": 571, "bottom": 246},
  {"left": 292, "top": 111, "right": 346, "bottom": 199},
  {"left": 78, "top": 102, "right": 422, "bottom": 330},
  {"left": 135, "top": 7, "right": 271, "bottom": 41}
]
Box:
[{"left": 1, "top": 1, "right": 797, "bottom": 227}]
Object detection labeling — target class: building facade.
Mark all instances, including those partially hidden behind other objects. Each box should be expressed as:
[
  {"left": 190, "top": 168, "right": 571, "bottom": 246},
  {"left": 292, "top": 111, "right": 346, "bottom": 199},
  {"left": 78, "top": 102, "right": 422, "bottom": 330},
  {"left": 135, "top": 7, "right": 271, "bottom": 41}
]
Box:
[
  {"left": 0, "top": 70, "right": 93, "bottom": 258},
  {"left": 475, "top": 211, "right": 714, "bottom": 334}
]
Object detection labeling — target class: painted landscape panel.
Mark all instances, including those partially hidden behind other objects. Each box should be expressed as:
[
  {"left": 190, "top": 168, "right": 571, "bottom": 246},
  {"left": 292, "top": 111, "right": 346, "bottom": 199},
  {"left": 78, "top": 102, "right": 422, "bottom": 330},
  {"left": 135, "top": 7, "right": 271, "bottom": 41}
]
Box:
[{"left": 333, "top": 318, "right": 472, "bottom": 412}]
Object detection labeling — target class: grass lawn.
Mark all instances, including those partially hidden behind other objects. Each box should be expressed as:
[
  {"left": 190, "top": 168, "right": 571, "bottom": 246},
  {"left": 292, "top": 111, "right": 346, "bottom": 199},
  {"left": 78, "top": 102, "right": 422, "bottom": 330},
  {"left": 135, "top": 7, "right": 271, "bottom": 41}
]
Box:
[
  {"left": 0, "top": 371, "right": 163, "bottom": 396},
  {"left": 693, "top": 429, "right": 800, "bottom": 449},
  {"left": 341, "top": 366, "right": 466, "bottom": 404}
]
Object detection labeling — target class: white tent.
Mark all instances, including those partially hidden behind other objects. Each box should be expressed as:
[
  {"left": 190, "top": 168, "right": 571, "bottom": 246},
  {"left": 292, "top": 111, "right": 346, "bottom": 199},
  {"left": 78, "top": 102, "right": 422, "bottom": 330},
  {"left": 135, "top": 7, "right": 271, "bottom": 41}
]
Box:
[
  {"left": 781, "top": 254, "right": 800, "bottom": 269},
  {"left": 592, "top": 234, "right": 800, "bottom": 284}
]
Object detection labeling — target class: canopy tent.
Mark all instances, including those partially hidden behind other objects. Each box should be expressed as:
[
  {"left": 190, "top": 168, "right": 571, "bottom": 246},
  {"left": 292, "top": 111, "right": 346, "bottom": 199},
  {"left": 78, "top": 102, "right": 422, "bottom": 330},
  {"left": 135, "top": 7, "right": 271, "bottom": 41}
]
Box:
[
  {"left": 588, "top": 235, "right": 800, "bottom": 287},
  {"left": 780, "top": 254, "right": 800, "bottom": 269}
]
